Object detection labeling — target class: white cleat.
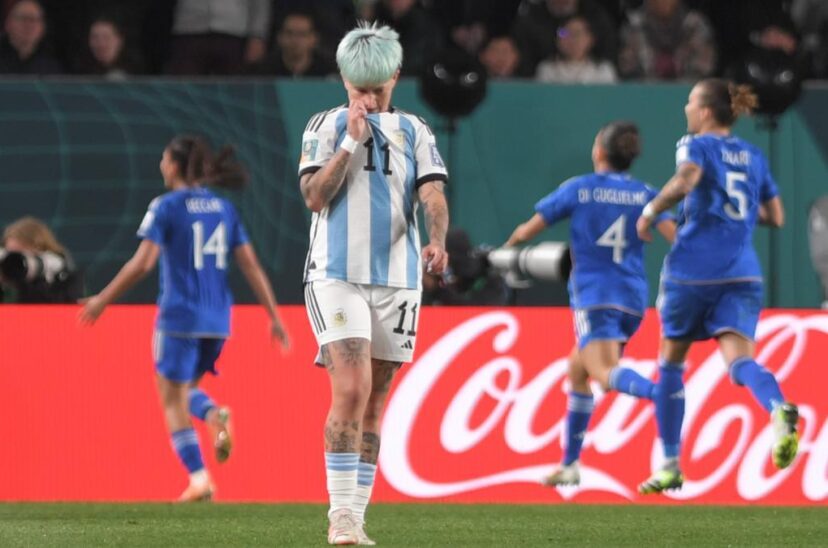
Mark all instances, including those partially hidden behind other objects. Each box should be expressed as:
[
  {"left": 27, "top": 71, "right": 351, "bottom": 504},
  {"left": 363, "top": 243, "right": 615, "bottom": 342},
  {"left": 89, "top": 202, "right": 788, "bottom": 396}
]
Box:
[
  {"left": 328, "top": 508, "right": 359, "bottom": 545},
  {"left": 542, "top": 461, "right": 581, "bottom": 487},
  {"left": 355, "top": 522, "right": 376, "bottom": 545}
]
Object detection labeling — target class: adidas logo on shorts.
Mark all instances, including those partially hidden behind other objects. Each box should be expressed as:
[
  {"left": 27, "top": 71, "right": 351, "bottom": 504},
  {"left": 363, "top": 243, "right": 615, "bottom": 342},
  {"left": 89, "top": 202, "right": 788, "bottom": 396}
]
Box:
[{"left": 400, "top": 340, "right": 413, "bottom": 350}]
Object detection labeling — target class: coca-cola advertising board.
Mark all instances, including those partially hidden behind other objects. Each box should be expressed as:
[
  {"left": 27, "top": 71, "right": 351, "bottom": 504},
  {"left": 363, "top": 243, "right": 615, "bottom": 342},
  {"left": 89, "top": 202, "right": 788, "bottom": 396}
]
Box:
[{"left": 1, "top": 305, "right": 825, "bottom": 504}]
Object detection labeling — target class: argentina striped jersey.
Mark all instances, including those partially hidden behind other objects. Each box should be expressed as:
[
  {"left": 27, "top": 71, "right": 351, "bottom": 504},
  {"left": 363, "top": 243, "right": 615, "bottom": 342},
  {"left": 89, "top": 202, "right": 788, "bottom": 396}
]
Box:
[{"left": 298, "top": 106, "right": 448, "bottom": 290}]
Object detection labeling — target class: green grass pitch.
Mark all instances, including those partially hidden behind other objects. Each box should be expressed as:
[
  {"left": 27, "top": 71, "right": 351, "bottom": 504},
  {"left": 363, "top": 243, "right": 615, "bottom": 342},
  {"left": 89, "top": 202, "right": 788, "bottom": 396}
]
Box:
[{"left": 0, "top": 503, "right": 825, "bottom": 546}]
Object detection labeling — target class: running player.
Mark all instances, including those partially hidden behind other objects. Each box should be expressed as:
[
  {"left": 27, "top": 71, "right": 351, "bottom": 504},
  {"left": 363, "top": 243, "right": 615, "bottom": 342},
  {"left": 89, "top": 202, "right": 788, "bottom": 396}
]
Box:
[
  {"left": 299, "top": 22, "right": 449, "bottom": 545},
  {"left": 79, "top": 135, "right": 289, "bottom": 501},
  {"left": 504, "top": 121, "right": 676, "bottom": 488},
  {"left": 636, "top": 79, "right": 799, "bottom": 494}
]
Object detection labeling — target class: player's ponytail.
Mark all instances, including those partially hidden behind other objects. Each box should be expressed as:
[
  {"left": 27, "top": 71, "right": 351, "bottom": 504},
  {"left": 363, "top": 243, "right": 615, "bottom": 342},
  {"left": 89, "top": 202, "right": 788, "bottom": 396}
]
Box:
[
  {"left": 600, "top": 121, "right": 640, "bottom": 171},
  {"left": 167, "top": 135, "right": 248, "bottom": 190},
  {"left": 698, "top": 78, "right": 758, "bottom": 127},
  {"left": 729, "top": 82, "right": 759, "bottom": 120}
]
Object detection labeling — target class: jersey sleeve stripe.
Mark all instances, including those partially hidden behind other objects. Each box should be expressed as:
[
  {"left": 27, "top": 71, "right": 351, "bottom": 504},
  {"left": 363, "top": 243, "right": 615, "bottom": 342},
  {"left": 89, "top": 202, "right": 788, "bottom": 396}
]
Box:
[
  {"left": 305, "top": 113, "right": 321, "bottom": 132},
  {"left": 415, "top": 173, "right": 448, "bottom": 189},
  {"left": 299, "top": 165, "right": 322, "bottom": 177}
]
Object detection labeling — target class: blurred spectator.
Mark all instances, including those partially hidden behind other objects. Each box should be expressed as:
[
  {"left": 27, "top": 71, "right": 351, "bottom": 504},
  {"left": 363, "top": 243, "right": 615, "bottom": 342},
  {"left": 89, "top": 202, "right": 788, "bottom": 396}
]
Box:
[
  {"left": 427, "top": 0, "right": 521, "bottom": 55},
  {"left": 38, "top": 0, "right": 147, "bottom": 73},
  {"left": 422, "top": 228, "right": 509, "bottom": 306},
  {"left": 246, "top": 11, "right": 335, "bottom": 77},
  {"left": 512, "top": 0, "right": 617, "bottom": 74},
  {"left": 0, "top": 217, "right": 82, "bottom": 304},
  {"left": 479, "top": 35, "right": 529, "bottom": 78},
  {"left": 167, "top": 0, "right": 271, "bottom": 76},
  {"left": 693, "top": 0, "right": 795, "bottom": 77},
  {"left": 75, "top": 16, "right": 143, "bottom": 80},
  {"left": 270, "top": 0, "right": 355, "bottom": 61},
  {"left": 793, "top": 0, "right": 828, "bottom": 78},
  {"left": 0, "top": 0, "right": 62, "bottom": 75},
  {"left": 367, "top": 0, "right": 445, "bottom": 76},
  {"left": 618, "top": 0, "right": 715, "bottom": 80},
  {"left": 536, "top": 16, "right": 617, "bottom": 83}
]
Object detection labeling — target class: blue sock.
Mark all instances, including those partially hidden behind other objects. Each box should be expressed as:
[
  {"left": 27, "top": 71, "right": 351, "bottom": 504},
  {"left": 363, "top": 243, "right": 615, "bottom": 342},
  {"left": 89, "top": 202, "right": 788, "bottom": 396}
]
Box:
[
  {"left": 171, "top": 428, "right": 204, "bottom": 473},
  {"left": 188, "top": 388, "right": 216, "bottom": 421},
  {"left": 653, "top": 361, "right": 685, "bottom": 459},
  {"left": 563, "top": 392, "right": 594, "bottom": 465},
  {"left": 730, "top": 358, "right": 784, "bottom": 413},
  {"left": 609, "top": 367, "right": 655, "bottom": 399}
]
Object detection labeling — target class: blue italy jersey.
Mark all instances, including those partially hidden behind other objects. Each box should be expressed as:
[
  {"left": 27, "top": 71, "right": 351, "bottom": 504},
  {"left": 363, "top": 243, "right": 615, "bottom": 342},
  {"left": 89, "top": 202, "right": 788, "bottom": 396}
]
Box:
[
  {"left": 535, "top": 172, "right": 669, "bottom": 315},
  {"left": 137, "top": 187, "right": 249, "bottom": 337},
  {"left": 664, "top": 134, "right": 779, "bottom": 283}
]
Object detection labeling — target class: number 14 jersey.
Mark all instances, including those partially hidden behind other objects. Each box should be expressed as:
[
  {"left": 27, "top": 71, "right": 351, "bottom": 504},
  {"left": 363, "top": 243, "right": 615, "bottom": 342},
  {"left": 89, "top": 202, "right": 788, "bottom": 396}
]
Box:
[
  {"left": 299, "top": 106, "right": 448, "bottom": 290},
  {"left": 138, "top": 187, "right": 249, "bottom": 337},
  {"left": 664, "top": 134, "right": 779, "bottom": 283}
]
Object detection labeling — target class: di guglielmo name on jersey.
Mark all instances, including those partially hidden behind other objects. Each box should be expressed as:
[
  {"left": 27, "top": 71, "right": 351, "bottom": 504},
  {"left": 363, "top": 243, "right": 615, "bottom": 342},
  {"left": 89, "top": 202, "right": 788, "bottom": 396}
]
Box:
[
  {"left": 577, "top": 187, "right": 649, "bottom": 206},
  {"left": 380, "top": 310, "right": 828, "bottom": 503}
]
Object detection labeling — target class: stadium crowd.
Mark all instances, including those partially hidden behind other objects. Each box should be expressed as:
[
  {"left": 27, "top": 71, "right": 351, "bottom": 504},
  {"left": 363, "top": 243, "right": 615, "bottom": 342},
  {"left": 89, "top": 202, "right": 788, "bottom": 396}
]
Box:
[{"left": 0, "top": 0, "right": 825, "bottom": 82}]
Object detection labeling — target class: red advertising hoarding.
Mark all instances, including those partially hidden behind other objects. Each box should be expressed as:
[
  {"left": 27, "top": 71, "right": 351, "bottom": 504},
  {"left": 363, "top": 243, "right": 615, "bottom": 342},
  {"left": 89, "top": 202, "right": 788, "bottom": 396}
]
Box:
[{"left": 1, "top": 305, "right": 825, "bottom": 504}]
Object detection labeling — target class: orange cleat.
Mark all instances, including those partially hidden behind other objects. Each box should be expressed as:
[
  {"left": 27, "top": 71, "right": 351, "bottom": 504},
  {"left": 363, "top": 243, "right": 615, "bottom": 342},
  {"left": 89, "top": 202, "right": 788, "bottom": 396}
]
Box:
[{"left": 177, "top": 481, "right": 214, "bottom": 503}]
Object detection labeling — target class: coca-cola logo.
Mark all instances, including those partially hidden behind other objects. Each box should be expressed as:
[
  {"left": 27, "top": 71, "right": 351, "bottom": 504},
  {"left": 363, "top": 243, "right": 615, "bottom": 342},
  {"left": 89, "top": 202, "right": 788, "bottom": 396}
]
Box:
[{"left": 380, "top": 310, "right": 828, "bottom": 502}]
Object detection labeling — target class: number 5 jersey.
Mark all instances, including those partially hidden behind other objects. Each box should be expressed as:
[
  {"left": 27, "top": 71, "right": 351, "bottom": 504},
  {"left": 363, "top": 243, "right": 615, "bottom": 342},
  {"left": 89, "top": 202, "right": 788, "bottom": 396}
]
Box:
[{"left": 665, "top": 134, "right": 779, "bottom": 284}]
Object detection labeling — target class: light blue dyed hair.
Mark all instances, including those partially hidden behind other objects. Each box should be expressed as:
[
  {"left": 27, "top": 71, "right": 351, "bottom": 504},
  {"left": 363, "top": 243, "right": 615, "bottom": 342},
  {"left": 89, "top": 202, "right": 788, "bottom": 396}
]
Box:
[{"left": 336, "top": 22, "right": 403, "bottom": 86}]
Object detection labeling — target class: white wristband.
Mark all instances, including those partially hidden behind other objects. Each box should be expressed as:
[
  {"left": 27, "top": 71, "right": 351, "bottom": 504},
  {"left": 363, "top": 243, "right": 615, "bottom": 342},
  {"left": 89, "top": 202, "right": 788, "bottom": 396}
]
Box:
[
  {"left": 641, "top": 202, "right": 657, "bottom": 221},
  {"left": 340, "top": 135, "right": 359, "bottom": 154}
]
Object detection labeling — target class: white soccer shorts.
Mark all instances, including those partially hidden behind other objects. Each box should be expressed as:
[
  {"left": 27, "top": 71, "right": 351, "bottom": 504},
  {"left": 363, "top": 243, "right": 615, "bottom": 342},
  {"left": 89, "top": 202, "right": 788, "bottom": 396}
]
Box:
[{"left": 304, "top": 278, "right": 421, "bottom": 363}]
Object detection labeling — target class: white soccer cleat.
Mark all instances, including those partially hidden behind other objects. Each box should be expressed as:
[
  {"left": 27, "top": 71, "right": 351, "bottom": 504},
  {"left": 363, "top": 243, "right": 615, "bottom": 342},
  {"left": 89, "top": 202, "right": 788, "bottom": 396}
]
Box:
[
  {"left": 328, "top": 508, "right": 359, "bottom": 545},
  {"left": 542, "top": 461, "right": 580, "bottom": 487},
  {"left": 354, "top": 522, "right": 376, "bottom": 545}
]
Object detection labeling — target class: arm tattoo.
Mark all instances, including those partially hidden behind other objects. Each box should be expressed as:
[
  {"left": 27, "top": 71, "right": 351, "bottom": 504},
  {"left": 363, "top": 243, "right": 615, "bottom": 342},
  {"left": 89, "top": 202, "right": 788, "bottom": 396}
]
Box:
[
  {"left": 652, "top": 163, "right": 701, "bottom": 213},
  {"left": 318, "top": 153, "right": 351, "bottom": 204},
  {"left": 301, "top": 150, "right": 351, "bottom": 208},
  {"left": 420, "top": 182, "right": 449, "bottom": 247},
  {"left": 360, "top": 432, "right": 381, "bottom": 464}
]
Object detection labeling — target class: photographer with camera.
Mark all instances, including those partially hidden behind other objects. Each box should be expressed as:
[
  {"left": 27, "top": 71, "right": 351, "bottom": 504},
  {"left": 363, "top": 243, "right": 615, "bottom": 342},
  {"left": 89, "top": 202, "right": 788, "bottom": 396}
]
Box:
[
  {"left": 0, "top": 216, "right": 82, "bottom": 303},
  {"left": 422, "top": 227, "right": 510, "bottom": 306}
]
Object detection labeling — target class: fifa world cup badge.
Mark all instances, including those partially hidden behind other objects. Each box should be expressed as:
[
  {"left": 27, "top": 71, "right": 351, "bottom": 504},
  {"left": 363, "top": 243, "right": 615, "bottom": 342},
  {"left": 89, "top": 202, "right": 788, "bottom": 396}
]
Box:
[{"left": 301, "top": 138, "right": 319, "bottom": 162}]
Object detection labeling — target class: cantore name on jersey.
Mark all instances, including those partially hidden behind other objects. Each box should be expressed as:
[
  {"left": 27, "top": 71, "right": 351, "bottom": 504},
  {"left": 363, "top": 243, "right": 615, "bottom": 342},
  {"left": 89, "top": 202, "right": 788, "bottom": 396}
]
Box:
[
  {"left": 664, "top": 134, "right": 779, "bottom": 283},
  {"left": 137, "top": 187, "right": 249, "bottom": 337},
  {"left": 535, "top": 172, "right": 669, "bottom": 315},
  {"left": 298, "top": 105, "right": 448, "bottom": 290}
]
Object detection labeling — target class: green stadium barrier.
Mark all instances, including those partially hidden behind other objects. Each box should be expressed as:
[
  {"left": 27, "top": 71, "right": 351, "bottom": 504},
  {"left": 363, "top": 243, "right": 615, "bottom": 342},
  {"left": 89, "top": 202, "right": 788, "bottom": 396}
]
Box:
[{"left": 1, "top": 80, "right": 826, "bottom": 306}]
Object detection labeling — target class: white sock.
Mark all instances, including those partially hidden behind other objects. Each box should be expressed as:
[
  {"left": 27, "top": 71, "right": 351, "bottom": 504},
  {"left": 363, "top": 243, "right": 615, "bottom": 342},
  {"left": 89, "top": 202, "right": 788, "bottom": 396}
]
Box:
[
  {"left": 352, "top": 462, "right": 377, "bottom": 524},
  {"left": 325, "top": 452, "right": 359, "bottom": 519},
  {"left": 189, "top": 468, "right": 209, "bottom": 487}
]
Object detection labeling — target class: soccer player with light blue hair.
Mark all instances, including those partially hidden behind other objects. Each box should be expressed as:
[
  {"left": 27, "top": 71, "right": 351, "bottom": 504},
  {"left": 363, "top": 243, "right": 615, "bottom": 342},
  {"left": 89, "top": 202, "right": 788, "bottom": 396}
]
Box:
[{"left": 299, "top": 22, "right": 449, "bottom": 545}]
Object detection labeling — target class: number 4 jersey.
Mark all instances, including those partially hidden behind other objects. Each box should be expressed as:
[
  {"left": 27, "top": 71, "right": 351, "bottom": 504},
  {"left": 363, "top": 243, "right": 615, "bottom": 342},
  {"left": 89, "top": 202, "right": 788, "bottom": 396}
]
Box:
[
  {"left": 298, "top": 106, "right": 448, "bottom": 290},
  {"left": 535, "top": 172, "right": 670, "bottom": 315},
  {"left": 137, "top": 187, "right": 249, "bottom": 337},
  {"left": 664, "top": 134, "right": 779, "bottom": 283}
]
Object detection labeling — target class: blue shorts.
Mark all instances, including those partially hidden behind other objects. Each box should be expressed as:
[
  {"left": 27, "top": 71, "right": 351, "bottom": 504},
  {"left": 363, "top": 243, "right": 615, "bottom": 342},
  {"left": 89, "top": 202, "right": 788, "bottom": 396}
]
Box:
[
  {"left": 152, "top": 331, "right": 226, "bottom": 383},
  {"left": 658, "top": 280, "right": 763, "bottom": 341},
  {"left": 572, "top": 308, "right": 642, "bottom": 350}
]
